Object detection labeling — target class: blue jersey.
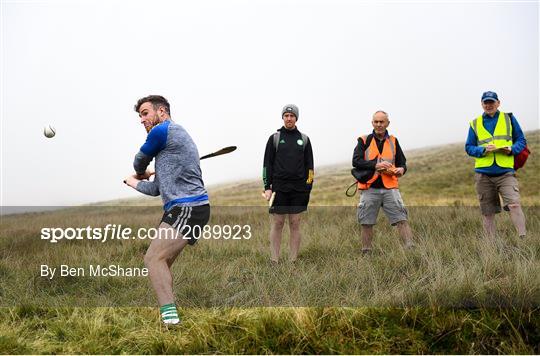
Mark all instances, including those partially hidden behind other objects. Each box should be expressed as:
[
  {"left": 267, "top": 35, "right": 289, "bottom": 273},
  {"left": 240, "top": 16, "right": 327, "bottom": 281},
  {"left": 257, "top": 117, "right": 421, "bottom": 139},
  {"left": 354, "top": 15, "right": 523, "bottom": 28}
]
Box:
[
  {"left": 465, "top": 111, "right": 527, "bottom": 176},
  {"left": 133, "top": 119, "right": 209, "bottom": 210}
]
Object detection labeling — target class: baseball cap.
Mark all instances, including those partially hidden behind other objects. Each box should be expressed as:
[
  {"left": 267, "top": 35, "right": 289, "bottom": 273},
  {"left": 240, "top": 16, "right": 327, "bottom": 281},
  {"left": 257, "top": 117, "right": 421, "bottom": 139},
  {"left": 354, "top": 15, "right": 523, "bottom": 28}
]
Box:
[{"left": 481, "top": 91, "right": 499, "bottom": 102}]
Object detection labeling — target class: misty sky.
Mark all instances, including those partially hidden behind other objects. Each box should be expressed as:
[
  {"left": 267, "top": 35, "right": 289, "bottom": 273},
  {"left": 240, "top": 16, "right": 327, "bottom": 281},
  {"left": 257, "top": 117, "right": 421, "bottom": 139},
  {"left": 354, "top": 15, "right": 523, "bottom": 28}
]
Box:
[{"left": 1, "top": 0, "right": 538, "bottom": 206}]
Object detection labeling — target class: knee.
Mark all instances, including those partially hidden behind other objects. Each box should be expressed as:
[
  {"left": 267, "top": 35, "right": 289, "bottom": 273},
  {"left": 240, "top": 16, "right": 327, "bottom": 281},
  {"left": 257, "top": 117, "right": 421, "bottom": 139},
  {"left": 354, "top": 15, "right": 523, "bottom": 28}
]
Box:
[
  {"left": 144, "top": 250, "right": 163, "bottom": 267},
  {"left": 273, "top": 218, "right": 286, "bottom": 229},
  {"left": 395, "top": 220, "right": 406, "bottom": 227},
  {"left": 289, "top": 220, "right": 301, "bottom": 230},
  {"left": 508, "top": 203, "right": 521, "bottom": 210},
  {"left": 143, "top": 252, "right": 154, "bottom": 268},
  {"left": 361, "top": 224, "right": 373, "bottom": 230},
  {"left": 482, "top": 214, "right": 495, "bottom": 223},
  {"left": 361, "top": 224, "right": 373, "bottom": 233},
  {"left": 288, "top": 215, "right": 301, "bottom": 229}
]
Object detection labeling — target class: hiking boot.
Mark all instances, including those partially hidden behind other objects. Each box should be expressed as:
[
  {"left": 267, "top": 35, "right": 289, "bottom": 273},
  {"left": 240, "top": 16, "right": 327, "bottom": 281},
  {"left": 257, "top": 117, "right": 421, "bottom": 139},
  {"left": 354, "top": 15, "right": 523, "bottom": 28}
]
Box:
[
  {"left": 404, "top": 242, "right": 415, "bottom": 250},
  {"left": 361, "top": 248, "right": 372, "bottom": 256}
]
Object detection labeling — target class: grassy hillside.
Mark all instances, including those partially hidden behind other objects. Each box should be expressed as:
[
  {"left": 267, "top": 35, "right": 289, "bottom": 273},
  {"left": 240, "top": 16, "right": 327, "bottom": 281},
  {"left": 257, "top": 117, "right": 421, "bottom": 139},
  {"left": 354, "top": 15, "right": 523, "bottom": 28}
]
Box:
[
  {"left": 102, "top": 130, "right": 539, "bottom": 207},
  {"left": 1, "top": 131, "right": 539, "bottom": 354},
  {"left": 207, "top": 130, "right": 539, "bottom": 206}
]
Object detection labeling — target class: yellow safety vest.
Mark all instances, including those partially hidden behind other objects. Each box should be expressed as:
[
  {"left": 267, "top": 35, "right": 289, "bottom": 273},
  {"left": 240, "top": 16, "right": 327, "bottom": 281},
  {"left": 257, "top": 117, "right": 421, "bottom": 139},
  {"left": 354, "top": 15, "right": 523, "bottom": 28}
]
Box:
[{"left": 470, "top": 112, "right": 514, "bottom": 169}]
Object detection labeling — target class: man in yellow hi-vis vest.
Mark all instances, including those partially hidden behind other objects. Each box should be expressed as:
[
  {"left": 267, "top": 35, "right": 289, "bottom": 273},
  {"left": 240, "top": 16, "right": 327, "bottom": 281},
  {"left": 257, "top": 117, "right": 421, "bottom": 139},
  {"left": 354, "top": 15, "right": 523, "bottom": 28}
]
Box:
[{"left": 465, "top": 91, "right": 527, "bottom": 239}]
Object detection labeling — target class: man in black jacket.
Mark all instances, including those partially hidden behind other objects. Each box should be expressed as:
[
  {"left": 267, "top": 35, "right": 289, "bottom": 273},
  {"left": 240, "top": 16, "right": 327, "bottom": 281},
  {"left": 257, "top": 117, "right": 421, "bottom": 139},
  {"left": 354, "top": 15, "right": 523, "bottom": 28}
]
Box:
[{"left": 263, "top": 104, "right": 314, "bottom": 263}]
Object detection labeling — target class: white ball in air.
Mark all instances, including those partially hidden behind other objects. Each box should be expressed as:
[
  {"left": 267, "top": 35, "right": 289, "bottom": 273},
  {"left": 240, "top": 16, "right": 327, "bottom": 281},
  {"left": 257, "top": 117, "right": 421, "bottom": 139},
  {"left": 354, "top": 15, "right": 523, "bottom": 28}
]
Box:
[{"left": 44, "top": 125, "right": 56, "bottom": 138}]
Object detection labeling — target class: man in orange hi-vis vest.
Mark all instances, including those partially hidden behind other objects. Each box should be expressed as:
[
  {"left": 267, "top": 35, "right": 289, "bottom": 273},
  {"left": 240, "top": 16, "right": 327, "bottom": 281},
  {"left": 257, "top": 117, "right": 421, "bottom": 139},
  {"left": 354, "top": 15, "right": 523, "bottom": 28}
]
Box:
[{"left": 352, "top": 110, "right": 414, "bottom": 254}]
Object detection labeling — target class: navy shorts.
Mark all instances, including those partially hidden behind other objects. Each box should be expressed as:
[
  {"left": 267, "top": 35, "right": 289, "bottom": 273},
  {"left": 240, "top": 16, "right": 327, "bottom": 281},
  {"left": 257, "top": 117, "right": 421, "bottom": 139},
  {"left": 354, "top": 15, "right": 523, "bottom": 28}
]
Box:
[
  {"left": 270, "top": 190, "right": 310, "bottom": 215},
  {"left": 161, "top": 204, "right": 210, "bottom": 245}
]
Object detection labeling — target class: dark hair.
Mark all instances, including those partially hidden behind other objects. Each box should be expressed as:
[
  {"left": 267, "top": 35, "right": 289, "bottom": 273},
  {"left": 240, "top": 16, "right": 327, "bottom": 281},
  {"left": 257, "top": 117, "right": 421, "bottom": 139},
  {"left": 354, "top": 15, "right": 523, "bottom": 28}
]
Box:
[{"left": 134, "top": 95, "right": 171, "bottom": 114}]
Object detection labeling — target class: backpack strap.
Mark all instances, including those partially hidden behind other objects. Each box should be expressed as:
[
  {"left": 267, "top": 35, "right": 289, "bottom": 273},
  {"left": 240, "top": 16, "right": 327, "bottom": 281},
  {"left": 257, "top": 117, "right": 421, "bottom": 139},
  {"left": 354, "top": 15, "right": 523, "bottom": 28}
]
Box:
[
  {"left": 273, "top": 131, "right": 280, "bottom": 153},
  {"left": 301, "top": 133, "right": 309, "bottom": 151},
  {"left": 503, "top": 112, "right": 512, "bottom": 140},
  {"left": 360, "top": 135, "right": 371, "bottom": 160},
  {"left": 274, "top": 131, "right": 309, "bottom": 152},
  {"left": 505, "top": 112, "right": 513, "bottom": 141},
  {"left": 345, "top": 181, "right": 358, "bottom": 197}
]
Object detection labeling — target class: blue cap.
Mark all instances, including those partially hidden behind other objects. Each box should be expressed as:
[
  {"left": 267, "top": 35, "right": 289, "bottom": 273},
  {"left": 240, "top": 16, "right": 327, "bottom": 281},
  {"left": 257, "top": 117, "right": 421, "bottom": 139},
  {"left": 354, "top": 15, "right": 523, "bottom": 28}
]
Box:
[{"left": 481, "top": 91, "right": 499, "bottom": 102}]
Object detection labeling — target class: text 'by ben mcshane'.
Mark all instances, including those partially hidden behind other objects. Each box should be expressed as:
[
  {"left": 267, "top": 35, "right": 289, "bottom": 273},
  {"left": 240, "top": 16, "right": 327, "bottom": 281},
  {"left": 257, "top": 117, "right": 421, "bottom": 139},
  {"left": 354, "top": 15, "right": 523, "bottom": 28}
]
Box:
[{"left": 40, "top": 264, "right": 148, "bottom": 279}]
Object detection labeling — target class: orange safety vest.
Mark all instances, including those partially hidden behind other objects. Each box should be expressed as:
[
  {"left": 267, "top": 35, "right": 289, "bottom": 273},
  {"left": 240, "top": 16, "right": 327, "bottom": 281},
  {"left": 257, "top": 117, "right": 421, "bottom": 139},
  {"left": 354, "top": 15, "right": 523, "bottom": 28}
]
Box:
[{"left": 357, "top": 134, "right": 399, "bottom": 190}]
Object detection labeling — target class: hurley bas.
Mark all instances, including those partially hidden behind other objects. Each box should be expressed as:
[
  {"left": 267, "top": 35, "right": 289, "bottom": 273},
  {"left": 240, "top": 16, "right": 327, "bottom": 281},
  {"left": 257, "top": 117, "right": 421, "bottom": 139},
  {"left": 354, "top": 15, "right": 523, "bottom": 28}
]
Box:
[{"left": 40, "top": 264, "right": 148, "bottom": 279}]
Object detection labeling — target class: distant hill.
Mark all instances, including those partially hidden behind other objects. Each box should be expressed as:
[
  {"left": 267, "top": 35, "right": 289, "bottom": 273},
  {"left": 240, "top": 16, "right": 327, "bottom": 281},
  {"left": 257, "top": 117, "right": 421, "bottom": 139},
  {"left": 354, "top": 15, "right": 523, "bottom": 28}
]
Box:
[{"left": 112, "top": 130, "right": 539, "bottom": 207}]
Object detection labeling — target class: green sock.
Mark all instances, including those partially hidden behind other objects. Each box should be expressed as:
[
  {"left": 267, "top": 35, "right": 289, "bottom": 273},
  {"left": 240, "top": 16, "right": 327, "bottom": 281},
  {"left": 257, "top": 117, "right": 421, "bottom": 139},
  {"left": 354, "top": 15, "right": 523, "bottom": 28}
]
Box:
[{"left": 160, "top": 303, "right": 180, "bottom": 324}]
